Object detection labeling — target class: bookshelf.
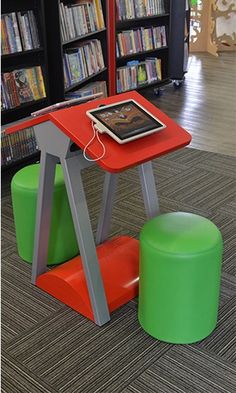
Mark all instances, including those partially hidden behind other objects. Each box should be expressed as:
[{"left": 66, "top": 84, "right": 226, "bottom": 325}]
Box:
[
  {"left": 107, "top": 0, "right": 189, "bottom": 95},
  {"left": 1, "top": 0, "right": 108, "bottom": 169},
  {"left": 1, "top": 0, "right": 50, "bottom": 125},
  {"left": 44, "top": 0, "right": 108, "bottom": 104},
  {"left": 108, "top": 0, "right": 171, "bottom": 95},
  {"left": 1, "top": 0, "right": 49, "bottom": 168}
]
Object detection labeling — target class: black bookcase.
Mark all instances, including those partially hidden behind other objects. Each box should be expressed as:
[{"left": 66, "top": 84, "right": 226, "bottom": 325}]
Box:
[
  {"left": 169, "top": 0, "right": 190, "bottom": 85},
  {"left": 44, "top": 0, "right": 108, "bottom": 104},
  {"left": 109, "top": 0, "right": 189, "bottom": 94},
  {"left": 1, "top": 0, "right": 50, "bottom": 125}
]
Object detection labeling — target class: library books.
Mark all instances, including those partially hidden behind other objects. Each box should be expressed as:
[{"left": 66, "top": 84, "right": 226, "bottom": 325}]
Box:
[
  {"left": 116, "top": 0, "right": 165, "bottom": 21},
  {"left": 1, "top": 128, "right": 39, "bottom": 167},
  {"left": 117, "top": 57, "right": 162, "bottom": 92},
  {"left": 1, "top": 10, "right": 40, "bottom": 54},
  {"left": 63, "top": 39, "right": 105, "bottom": 88},
  {"left": 117, "top": 26, "right": 167, "bottom": 57},
  {"left": 65, "top": 80, "right": 107, "bottom": 99},
  {"left": 1, "top": 66, "right": 46, "bottom": 110},
  {"left": 60, "top": 0, "right": 105, "bottom": 42}
]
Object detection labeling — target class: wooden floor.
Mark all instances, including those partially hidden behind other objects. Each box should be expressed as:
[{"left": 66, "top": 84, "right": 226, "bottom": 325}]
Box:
[{"left": 143, "top": 52, "right": 236, "bottom": 157}]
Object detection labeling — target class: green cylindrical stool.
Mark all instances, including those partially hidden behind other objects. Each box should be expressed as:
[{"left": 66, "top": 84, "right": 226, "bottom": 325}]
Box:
[
  {"left": 139, "top": 212, "right": 223, "bottom": 344},
  {"left": 11, "top": 164, "right": 79, "bottom": 265}
]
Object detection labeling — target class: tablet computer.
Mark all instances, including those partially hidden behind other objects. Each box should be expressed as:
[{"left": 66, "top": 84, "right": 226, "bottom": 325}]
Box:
[{"left": 86, "top": 99, "right": 166, "bottom": 144}]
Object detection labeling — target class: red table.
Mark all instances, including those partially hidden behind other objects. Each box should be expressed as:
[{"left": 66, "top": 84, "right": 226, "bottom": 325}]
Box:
[{"left": 7, "top": 91, "right": 191, "bottom": 325}]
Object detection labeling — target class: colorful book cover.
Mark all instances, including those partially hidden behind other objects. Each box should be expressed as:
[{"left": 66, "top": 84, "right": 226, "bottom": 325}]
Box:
[
  {"left": 13, "top": 68, "right": 34, "bottom": 103},
  {"left": 67, "top": 51, "right": 82, "bottom": 83},
  {"left": 137, "top": 62, "right": 148, "bottom": 86}
]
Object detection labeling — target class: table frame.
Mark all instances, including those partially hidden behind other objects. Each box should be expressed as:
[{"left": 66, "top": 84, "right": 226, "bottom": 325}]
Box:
[{"left": 32, "top": 121, "right": 160, "bottom": 326}]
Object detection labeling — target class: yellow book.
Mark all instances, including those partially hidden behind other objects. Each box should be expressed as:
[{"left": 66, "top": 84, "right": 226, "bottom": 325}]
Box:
[
  {"left": 94, "top": 0, "right": 105, "bottom": 29},
  {"left": 155, "top": 58, "right": 162, "bottom": 80},
  {"left": 35, "top": 66, "right": 46, "bottom": 98},
  {"left": 26, "top": 68, "right": 41, "bottom": 100},
  {"left": 144, "top": 29, "right": 149, "bottom": 50},
  {"left": 130, "top": 30, "right": 136, "bottom": 53}
]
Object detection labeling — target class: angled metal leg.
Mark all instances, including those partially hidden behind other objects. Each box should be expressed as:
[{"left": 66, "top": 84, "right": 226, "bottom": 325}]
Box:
[
  {"left": 96, "top": 173, "right": 119, "bottom": 245},
  {"left": 61, "top": 155, "right": 110, "bottom": 326},
  {"left": 138, "top": 162, "right": 160, "bottom": 219},
  {"left": 31, "top": 152, "right": 58, "bottom": 284}
]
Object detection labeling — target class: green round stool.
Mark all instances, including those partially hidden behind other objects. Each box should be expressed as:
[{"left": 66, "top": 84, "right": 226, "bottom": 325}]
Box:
[
  {"left": 138, "top": 212, "right": 223, "bottom": 344},
  {"left": 11, "top": 164, "right": 79, "bottom": 265}
]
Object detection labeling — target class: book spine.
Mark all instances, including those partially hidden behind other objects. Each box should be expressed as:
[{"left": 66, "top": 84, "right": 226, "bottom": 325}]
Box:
[
  {"left": 27, "top": 67, "right": 41, "bottom": 100},
  {"left": 23, "top": 13, "right": 33, "bottom": 49},
  {"left": 1, "top": 17, "right": 10, "bottom": 54},
  {"left": 11, "top": 12, "right": 22, "bottom": 52},
  {"left": 4, "top": 14, "right": 17, "bottom": 53},
  {"left": 94, "top": 0, "right": 105, "bottom": 29},
  {"left": 28, "top": 11, "right": 40, "bottom": 48},
  {"left": 35, "top": 66, "right": 46, "bottom": 97}
]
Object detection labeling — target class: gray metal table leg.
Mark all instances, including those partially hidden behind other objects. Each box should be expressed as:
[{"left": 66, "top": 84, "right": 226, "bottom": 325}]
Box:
[
  {"left": 61, "top": 155, "right": 110, "bottom": 326},
  {"left": 138, "top": 162, "right": 160, "bottom": 219},
  {"left": 31, "top": 152, "right": 58, "bottom": 284},
  {"left": 96, "top": 173, "right": 119, "bottom": 245}
]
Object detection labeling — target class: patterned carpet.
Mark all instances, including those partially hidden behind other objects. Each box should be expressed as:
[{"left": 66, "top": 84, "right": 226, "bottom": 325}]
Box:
[{"left": 1, "top": 147, "right": 236, "bottom": 393}]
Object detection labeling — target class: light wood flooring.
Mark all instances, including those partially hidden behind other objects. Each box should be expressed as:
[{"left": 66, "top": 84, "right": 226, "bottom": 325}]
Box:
[{"left": 143, "top": 52, "right": 236, "bottom": 157}]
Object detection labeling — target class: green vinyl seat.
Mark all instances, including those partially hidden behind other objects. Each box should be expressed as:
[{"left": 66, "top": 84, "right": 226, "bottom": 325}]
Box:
[
  {"left": 11, "top": 163, "right": 79, "bottom": 265},
  {"left": 138, "top": 212, "right": 223, "bottom": 344}
]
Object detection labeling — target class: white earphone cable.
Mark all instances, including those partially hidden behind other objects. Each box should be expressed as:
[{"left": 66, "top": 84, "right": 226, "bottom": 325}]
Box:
[{"left": 83, "top": 122, "right": 106, "bottom": 162}]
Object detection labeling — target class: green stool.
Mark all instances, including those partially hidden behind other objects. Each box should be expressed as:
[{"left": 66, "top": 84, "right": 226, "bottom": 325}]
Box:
[
  {"left": 139, "top": 212, "right": 223, "bottom": 344},
  {"left": 11, "top": 164, "right": 79, "bottom": 265}
]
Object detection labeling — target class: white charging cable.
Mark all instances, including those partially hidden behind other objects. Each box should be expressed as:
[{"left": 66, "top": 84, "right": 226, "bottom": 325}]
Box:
[{"left": 83, "top": 122, "right": 106, "bottom": 162}]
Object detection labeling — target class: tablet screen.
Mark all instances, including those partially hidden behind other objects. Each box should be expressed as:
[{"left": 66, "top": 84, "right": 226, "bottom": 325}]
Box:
[{"left": 89, "top": 101, "right": 165, "bottom": 140}]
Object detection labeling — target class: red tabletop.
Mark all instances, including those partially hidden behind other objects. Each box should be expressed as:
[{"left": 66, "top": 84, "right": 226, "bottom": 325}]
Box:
[{"left": 6, "top": 91, "right": 191, "bottom": 173}]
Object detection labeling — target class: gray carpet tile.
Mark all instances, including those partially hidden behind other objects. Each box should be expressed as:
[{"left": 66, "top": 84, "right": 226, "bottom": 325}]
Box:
[
  {"left": 2, "top": 351, "right": 57, "bottom": 393},
  {"left": 1, "top": 147, "right": 236, "bottom": 393},
  {"left": 196, "top": 296, "right": 236, "bottom": 363},
  {"left": 122, "top": 346, "right": 236, "bottom": 393}
]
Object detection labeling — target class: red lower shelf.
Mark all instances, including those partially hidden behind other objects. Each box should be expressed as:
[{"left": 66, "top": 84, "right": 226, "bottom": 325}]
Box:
[{"left": 36, "top": 236, "right": 139, "bottom": 322}]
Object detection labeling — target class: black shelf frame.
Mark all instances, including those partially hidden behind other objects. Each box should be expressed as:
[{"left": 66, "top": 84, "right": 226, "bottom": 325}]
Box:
[
  {"left": 2, "top": 48, "right": 44, "bottom": 59},
  {"left": 65, "top": 68, "right": 107, "bottom": 93},
  {"left": 62, "top": 28, "right": 107, "bottom": 46},
  {"left": 117, "top": 77, "right": 170, "bottom": 94},
  {"left": 116, "top": 13, "right": 170, "bottom": 28},
  {"left": 117, "top": 46, "right": 168, "bottom": 62},
  {"left": 169, "top": 0, "right": 190, "bottom": 80},
  {"left": 1, "top": 151, "right": 40, "bottom": 172}
]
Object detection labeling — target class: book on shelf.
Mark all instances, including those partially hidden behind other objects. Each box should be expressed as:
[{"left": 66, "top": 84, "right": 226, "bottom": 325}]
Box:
[
  {"left": 65, "top": 80, "right": 107, "bottom": 99},
  {"left": 1, "top": 10, "right": 40, "bottom": 55},
  {"left": 116, "top": 0, "right": 166, "bottom": 21},
  {"left": 117, "top": 57, "right": 162, "bottom": 93},
  {"left": 63, "top": 39, "right": 105, "bottom": 88},
  {"left": 1, "top": 66, "right": 46, "bottom": 110},
  {"left": 116, "top": 25, "right": 167, "bottom": 57},
  {"left": 1, "top": 127, "right": 39, "bottom": 167},
  {"left": 59, "top": 0, "right": 105, "bottom": 42}
]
